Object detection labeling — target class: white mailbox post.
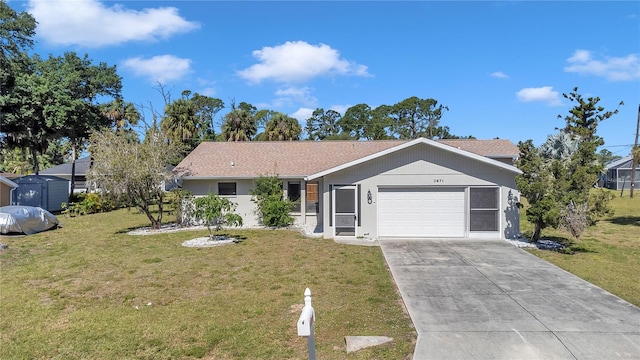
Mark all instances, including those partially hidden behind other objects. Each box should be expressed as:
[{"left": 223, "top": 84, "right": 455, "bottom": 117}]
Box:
[{"left": 297, "top": 288, "right": 316, "bottom": 360}]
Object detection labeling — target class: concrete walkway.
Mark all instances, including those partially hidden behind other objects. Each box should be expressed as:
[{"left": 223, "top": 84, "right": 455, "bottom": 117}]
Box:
[{"left": 379, "top": 239, "right": 640, "bottom": 360}]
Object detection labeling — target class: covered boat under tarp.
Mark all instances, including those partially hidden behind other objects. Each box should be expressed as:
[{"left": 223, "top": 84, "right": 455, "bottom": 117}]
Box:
[{"left": 0, "top": 206, "right": 59, "bottom": 235}]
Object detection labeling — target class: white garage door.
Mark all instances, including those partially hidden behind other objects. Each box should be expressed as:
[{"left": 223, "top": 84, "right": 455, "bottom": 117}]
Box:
[{"left": 378, "top": 188, "right": 465, "bottom": 237}]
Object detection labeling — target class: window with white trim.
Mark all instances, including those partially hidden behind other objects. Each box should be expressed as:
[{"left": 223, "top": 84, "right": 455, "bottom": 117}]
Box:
[{"left": 470, "top": 187, "right": 499, "bottom": 231}]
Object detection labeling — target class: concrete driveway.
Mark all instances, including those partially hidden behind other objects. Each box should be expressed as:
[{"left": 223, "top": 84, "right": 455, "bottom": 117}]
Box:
[{"left": 379, "top": 239, "right": 640, "bottom": 360}]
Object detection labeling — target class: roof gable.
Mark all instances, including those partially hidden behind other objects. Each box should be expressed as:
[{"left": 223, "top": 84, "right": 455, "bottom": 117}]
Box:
[
  {"left": 174, "top": 138, "right": 520, "bottom": 179},
  {"left": 0, "top": 176, "right": 18, "bottom": 188},
  {"left": 605, "top": 155, "right": 636, "bottom": 170},
  {"left": 306, "top": 138, "right": 521, "bottom": 180}
]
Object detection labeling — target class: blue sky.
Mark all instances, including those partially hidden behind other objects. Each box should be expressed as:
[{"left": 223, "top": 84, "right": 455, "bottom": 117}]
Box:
[{"left": 12, "top": 0, "right": 640, "bottom": 155}]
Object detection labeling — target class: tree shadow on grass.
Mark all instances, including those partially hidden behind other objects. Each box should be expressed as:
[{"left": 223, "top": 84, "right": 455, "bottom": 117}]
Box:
[
  {"left": 215, "top": 233, "right": 248, "bottom": 242},
  {"left": 608, "top": 216, "right": 640, "bottom": 226},
  {"left": 522, "top": 233, "right": 597, "bottom": 254}
]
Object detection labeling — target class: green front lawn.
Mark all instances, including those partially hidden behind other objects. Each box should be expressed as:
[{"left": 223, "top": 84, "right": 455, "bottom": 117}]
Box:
[
  {"left": 521, "top": 190, "right": 640, "bottom": 307},
  {"left": 2, "top": 189, "right": 637, "bottom": 359},
  {"left": 0, "top": 209, "right": 415, "bottom": 359}
]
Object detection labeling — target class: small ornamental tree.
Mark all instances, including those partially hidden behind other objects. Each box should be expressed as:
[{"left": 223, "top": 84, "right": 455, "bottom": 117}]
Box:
[
  {"left": 88, "top": 128, "right": 182, "bottom": 229},
  {"left": 515, "top": 139, "right": 560, "bottom": 241},
  {"left": 516, "top": 87, "right": 620, "bottom": 241},
  {"left": 194, "top": 193, "right": 243, "bottom": 239},
  {"left": 249, "top": 175, "right": 294, "bottom": 228}
]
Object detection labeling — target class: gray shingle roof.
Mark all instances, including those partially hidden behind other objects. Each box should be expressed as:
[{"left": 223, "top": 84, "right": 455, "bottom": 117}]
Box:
[
  {"left": 40, "top": 157, "right": 91, "bottom": 176},
  {"left": 174, "top": 138, "right": 519, "bottom": 178}
]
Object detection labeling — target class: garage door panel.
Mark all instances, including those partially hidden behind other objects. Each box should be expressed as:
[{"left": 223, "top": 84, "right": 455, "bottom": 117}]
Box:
[{"left": 378, "top": 188, "right": 465, "bottom": 237}]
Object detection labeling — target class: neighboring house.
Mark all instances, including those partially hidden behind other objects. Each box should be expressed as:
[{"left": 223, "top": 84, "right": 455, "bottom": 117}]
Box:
[
  {"left": 604, "top": 155, "right": 640, "bottom": 190},
  {"left": 40, "top": 157, "right": 92, "bottom": 193},
  {"left": 0, "top": 176, "right": 19, "bottom": 207},
  {"left": 173, "top": 138, "right": 522, "bottom": 240}
]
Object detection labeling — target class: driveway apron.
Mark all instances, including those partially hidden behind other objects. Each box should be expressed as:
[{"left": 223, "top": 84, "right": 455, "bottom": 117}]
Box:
[{"left": 379, "top": 239, "right": 640, "bottom": 360}]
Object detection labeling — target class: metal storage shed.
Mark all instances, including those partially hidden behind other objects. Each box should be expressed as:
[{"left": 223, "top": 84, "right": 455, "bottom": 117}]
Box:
[{"left": 11, "top": 175, "right": 70, "bottom": 212}]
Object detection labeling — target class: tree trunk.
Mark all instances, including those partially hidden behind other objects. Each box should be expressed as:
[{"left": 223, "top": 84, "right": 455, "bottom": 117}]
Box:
[
  {"left": 530, "top": 223, "right": 542, "bottom": 242},
  {"left": 30, "top": 144, "right": 40, "bottom": 175},
  {"left": 28, "top": 127, "right": 40, "bottom": 174},
  {"left": 70, "top": 145, "right": 77, "bottom": 194},
  {"left": 157, "top": 201, "right": 163, "bottom": 227},
  {"left": 139, "top": 202, "right": 161, "bottom": 230}
]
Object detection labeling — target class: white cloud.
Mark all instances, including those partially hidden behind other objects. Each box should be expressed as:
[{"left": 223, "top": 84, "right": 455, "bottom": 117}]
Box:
[
  {"left": 121, "top": 55, "right": 192, "bottom": 83},
  {"left": 274, "top": 86, "right": 317, "bottom": 107},
  {"left": 329, "top": 105, "right": 349, "bottom": 115},
  {"left": 195, "top": 78, "right": 218, "bottom": 96},
  {"left": 198, "top": 87, "right": 217, "bottom": 97},
  {"left": 564, "top": 49, "right": 640, "bottom": 81},
  {"left": 490, "top": 71, "right": 509, "bottom": 79},
  {"left": 291, "top": 108, "right": 315, "bottom": 122},
  {"left": 27, "top": 0, "right": 199, "bottom": 47},
  {"left": 516, "top": 86, "right": 562, "bottom": 106},
  {"left": 237, "top": 41, "right": 371, "bottom": 84}
]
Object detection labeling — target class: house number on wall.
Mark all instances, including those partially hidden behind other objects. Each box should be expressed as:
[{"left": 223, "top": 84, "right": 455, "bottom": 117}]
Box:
[{"left": 433, "top": 179, "right": 444, "bottom": 183}]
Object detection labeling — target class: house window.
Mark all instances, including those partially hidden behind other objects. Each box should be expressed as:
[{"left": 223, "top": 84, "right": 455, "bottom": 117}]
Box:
[
  {"left": 218, "top": 182, "right": 236, "bottom": 196},
  {"left": 470, "top": 187, "right": 499, "bottom": 231},
  {"left": 306, "top": 182, "right": 319, "bottom": 213},
  {"left": 288, "top": 182, "right": 301, "bottom": 212}
]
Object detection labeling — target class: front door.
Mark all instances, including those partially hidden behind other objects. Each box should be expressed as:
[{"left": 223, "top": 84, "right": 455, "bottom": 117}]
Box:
[{"left": 333, "top": 185, "right": 357, "bottom": 237}]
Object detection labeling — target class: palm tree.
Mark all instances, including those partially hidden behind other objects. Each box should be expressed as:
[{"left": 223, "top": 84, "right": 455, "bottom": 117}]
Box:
[
  {"left": 161, "top": 98, "right": 200, "bottom": 143},
  {"left": 101, "top": 98, "right": 140, "bottom": 132},
  {"left": 265, "top": 112, "right": 302, "bottom": 141},
  {"left": 221, "top": 109, "right": 256, "bottom": 141},
  {"left": 540, "top": 130, "right": 580, "bottom": 161}
]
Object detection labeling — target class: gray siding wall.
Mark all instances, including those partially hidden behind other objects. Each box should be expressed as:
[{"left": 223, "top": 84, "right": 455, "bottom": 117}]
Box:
[
  {"left": 181, "top": 178, "right": 320, "bottom": 229},
  {"left": 321, "top": 145, "right": 519, "bottom": 239},
  {"left": 47, "top": 180, "right": 70, "bottom": 212}
]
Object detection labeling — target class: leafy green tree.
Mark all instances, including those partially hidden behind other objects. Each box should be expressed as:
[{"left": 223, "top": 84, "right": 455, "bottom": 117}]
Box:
[
  {"left": 516, "top": 88, "right": 620, "bottom": 241},
  {"left": 161, "top": 91, "right": 224, "bottom": 158},
  {"left": 0, "top": 1, "right": 35, "bottom": 63},
  {"left": 596, "top": 149, "right": 621, "bottom": 167},
  {"left": 515, "top": 139, "right": 560, "bottom": 241},
  {"left": 2, "top": 51, "right": 121, "bottom": 182},
  {"left": 338, "top": 103, "right": 370, "bottom": 140},
  {"left": 0, "top": 0, "right": 35, "bottom": 105},
  {"left": 221, "top": 107, "right": 256, "bottom": 141},
  {"left": 49, "top": 52, "right": 121, "bottom": 191},
  {"left": 194, "top": 193, "right": 243, "bottom": 239},
  {"left": 264, "top": 112, "right": 302, "bottom": 141},
  {"left": 305, "top": 108, "right": 341, "bottom": 140},
  {"left": 254, "top": 109, "right": 278, "bottom": 138},
  {"left": 1, "top": 54, "right": 50, "bottom": 173},
  {"left": 0, "top": 139, "right": 67, "bottom": 174},
  {"left": 389, "top": 96, "right": 449, "bottom": 139},
  {"left": 366, "top": 105, "right": 395, "bottom": 140},
  {"left": 559, "top": 88, "right": 619, "bottom": 223},
  {"left": 0, "top": 147, "right": 32, "bottom": 174},
  {"left": 191, "top": 92, "right": 224, "bottom": 140},
  {"left": 87, "top": 128, "right": 182, "bottom": 229},
  {"left": 249, "top": 175, "right": 294, "bottom": 227}
]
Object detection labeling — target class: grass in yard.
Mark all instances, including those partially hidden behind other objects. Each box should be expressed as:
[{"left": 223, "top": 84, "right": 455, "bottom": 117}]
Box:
[
  {"left": 0, "top": 209, "right": 415, "bottom": 359},
  {"left": 520, "top": 190, "right": 640, "bottom": 307}
]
